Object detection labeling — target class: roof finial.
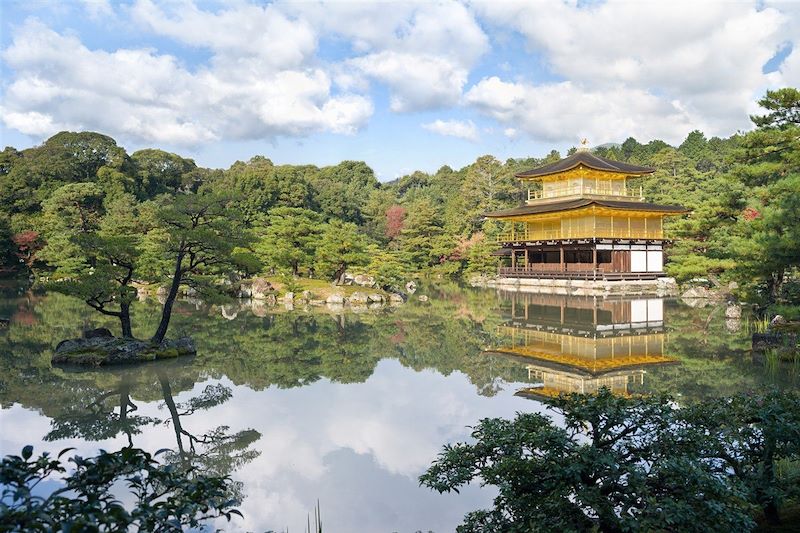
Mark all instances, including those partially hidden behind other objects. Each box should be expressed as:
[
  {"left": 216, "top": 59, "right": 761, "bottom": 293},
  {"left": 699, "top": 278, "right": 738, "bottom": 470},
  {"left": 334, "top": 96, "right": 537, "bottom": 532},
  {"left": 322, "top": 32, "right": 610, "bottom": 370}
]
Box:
[{"left": 578, "top": 138, "right": 590, "bottom": 152}]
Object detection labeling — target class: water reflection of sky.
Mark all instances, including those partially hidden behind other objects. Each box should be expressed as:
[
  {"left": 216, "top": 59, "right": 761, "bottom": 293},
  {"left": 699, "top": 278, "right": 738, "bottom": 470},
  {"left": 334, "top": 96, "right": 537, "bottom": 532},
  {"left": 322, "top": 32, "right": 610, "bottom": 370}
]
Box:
[
  {"left": 1, "top": 359, "right": 537, "bottom": 532},
  {"left": 1, "top": 286, "right": 796, "bottom": 532}
]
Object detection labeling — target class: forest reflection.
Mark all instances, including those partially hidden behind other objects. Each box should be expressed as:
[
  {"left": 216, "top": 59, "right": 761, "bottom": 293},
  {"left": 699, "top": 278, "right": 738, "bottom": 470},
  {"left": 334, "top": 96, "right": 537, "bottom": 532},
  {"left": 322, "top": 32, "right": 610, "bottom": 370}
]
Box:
[
  {"left": 1, "top": 283, "right": 797, "bottom": 412},
  {"left": 1, "top": 283, "right": 798, "bottom": 530}
]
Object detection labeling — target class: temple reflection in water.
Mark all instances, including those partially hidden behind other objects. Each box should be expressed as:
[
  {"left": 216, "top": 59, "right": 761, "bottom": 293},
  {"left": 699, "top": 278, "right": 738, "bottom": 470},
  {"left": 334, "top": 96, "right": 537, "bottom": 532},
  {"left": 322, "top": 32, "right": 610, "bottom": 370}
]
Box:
[{"left": 488, "top": 292, "right": 678, "bottom": 398}]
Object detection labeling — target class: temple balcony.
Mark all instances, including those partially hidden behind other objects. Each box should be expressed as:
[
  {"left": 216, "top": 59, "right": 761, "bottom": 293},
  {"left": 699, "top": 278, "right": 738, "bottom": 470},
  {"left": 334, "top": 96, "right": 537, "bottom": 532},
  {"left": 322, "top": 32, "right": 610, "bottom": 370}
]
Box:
[
  {"left": 496, "top": 216, "right": 664, "bottom": 243},
  {"left": 527, "top": 184, "right": 644, "bottom": 205}
]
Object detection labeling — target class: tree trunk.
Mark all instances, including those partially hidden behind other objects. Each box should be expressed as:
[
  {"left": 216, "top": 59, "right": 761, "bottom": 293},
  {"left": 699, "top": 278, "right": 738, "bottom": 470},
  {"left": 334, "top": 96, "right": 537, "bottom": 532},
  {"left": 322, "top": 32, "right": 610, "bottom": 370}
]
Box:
[
  {"left": 151, "top": 251, "right": 184, "bottom": 344},
  {"left": 119, "top": 384, "right": 133, "bottom": 447},
  {"left": 763, "top": 501, "right": 781, "bottom": 525},
  {"left": 761, "top": 441, "right": 780, "bottom": 525},
  {"left": 120, "top": 302, "right": 133, "bottom": 338},
  {"left": 770, "top": 270, "right": 785, "bottom": 303},
  {"left": 332, "top": 262, "right": 347, "bottom": 285},
  {"left": 159, "top": 374, "right": 187, "bottom": 463}
]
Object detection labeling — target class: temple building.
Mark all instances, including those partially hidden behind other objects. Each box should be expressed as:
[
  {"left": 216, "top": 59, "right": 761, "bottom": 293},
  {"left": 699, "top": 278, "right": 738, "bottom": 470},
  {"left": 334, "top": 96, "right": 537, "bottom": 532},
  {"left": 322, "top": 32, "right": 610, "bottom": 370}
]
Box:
[
  {"left": 485, "top": 293, "right": 677, "bottom": 399},
  {"left": 486, "top": 144, "right": 688, "bottom": 280}
]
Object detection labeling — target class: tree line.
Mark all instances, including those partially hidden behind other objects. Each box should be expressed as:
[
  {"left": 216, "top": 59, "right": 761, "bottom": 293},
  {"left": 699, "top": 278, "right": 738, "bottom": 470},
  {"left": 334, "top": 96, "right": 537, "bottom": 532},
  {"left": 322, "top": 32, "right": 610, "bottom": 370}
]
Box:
[{"left": 1, "top": 88, "right": 798, "bottom": 318}]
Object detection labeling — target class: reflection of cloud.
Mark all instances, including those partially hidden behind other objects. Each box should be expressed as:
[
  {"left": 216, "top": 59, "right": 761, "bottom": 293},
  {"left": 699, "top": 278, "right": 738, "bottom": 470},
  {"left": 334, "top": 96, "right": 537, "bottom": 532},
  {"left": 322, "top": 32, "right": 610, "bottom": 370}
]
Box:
[{"left": 1, "top": 361, "right": 537, "bottom": 532}]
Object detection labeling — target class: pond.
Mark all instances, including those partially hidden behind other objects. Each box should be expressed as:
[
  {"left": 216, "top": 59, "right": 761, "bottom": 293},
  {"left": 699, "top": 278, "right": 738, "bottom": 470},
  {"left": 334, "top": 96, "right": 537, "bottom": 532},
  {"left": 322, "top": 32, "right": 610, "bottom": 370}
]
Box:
[{"left": 1, "top": 283, "right": 797, "bottom": 532}]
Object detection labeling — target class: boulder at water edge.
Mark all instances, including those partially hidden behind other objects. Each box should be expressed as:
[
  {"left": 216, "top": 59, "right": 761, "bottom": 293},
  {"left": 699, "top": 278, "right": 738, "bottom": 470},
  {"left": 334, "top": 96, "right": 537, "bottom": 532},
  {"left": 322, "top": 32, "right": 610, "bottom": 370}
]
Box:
[{"left": 326, "top": 294, "right": 345, "bottom": 304}]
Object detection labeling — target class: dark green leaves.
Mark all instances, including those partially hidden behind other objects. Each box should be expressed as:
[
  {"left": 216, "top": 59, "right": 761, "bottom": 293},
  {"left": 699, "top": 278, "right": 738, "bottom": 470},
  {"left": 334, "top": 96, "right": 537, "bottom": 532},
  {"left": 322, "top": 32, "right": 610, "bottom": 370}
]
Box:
[
  {"left": 1, "top": 446, "right": 242, "bottom": 532},
  {"left": 421, "top": 389, "right": 800, "bottom": 532}
]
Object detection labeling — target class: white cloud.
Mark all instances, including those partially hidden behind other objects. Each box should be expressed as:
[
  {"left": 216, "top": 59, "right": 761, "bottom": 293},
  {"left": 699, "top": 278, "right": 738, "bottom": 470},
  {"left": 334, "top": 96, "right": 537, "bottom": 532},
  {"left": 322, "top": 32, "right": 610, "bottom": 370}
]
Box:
[
  {"left": 466, "top": 77, "right": 695, "bottom": 145},
  {"left": 350, "top": 51, "right": 468, "bottom": 112},
  {"left": 1, "top": 18, "right": 371, "bottom": 146},
  {"left": 291, "top": 0, "right": 489, "bottom": 112},
  {"left": 78, "top": 0, "right": 113, "bottom": 20},
  {"left": 422, "top": 119, "right": 479, "bottom": 141},
  {"left": 130, "top": 0, "right": 317, "bottom": 70},
  {"left": 765, "top": 1, "right": 800, "bottom": 88},
  {"left": 475, "top": 0, "right": 790, "bottom": 140},
  {"left": 2, "top": 0, "right": 798, "bottom": 152}
]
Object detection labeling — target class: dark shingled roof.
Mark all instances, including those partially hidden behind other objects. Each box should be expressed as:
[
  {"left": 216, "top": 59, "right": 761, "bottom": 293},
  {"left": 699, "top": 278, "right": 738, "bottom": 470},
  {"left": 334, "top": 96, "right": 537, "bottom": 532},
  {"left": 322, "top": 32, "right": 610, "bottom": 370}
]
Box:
[
  {"left": 516, "top": 151, "right": 654, "bottom": 178},
  {"left": 485, "top": 198, "right": 688, "bottom": 218}
]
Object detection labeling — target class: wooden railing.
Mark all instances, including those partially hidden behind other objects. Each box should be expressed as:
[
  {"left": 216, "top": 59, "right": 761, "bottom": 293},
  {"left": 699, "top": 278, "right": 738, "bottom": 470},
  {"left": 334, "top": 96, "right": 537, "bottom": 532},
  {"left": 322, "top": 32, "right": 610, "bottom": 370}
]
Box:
[
  {"left": 497, "top": 229, "right": 663, "bottom": 242},
  {"left": 528, "top": 185, "right": 643, "bottom": 201},
  {"left": 497, "top": 267, "right": 665, "bottom": 281}
]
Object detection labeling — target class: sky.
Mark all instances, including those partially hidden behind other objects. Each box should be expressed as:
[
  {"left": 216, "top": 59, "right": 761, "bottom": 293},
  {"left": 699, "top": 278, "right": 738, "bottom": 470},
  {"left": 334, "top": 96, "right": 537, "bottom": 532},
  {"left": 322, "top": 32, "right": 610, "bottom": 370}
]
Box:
[{"left": 1, "top": 0, "right": 799, "bottom": 181}]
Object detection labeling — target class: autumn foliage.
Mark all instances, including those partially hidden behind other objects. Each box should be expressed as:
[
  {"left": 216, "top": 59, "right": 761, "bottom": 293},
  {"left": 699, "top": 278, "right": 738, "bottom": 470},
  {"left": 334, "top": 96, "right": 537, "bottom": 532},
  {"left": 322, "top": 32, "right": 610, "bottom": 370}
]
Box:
[
  {"left": 12, "top": 231, "right": 43, "bottom": 268},
  {"left": 384, "top": 204, "right": 406, "bottom": 240}
]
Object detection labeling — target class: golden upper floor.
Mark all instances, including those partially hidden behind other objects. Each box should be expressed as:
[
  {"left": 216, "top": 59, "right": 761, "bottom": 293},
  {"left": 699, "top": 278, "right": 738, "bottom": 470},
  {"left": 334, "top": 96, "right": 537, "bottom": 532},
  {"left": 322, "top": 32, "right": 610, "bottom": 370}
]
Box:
[
  {"left": 517, "top": 150, "right": 654, "bottom": 205},
  {"left": 487, "top": 201, "right": 688, "bottom": 242}
]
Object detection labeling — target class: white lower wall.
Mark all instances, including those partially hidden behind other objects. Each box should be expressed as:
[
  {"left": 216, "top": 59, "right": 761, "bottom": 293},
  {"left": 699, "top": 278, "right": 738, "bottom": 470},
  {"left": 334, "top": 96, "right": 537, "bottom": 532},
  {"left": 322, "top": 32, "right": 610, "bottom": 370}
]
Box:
[
  {"left": 631, "top": 251, "right": 647, "bottom": 272},
  {"left": 647, "top": 251, "right": 663, "bottom": 272}
]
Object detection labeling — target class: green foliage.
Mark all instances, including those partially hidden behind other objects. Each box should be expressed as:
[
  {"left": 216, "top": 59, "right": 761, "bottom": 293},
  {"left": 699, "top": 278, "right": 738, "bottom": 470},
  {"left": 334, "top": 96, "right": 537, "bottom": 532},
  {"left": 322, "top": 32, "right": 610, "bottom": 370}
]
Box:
[
  {"left": 315, "top": 219, "right": 370, "bottom": 281},
  {"left": 366, "top": 246, "right": 408, "bottom": 292},
  {"left": 728, "top": 109, "right": 800, "bottom": 302},
  {"left": 464, "top": 230, "right": 500, "bottom": 277},
  {"left": 254, "top": 207, "right": 322, "bottom": 276},
  {"left": 131, "top": 148, "right": 197, "bottom": 198},
  {"left": 279, "top": 272, "right": 303, "bottom": 294},
  {"left": 38, "top": 182, "right": 106, "bottom": 275},
  {"left": 750, "top": 88, "right": 800, "bottom": 129},
  {"left": 0, "top": 445, "right": 242, "bottom": 531},
  {"left": 684, "top": 390, "right": 800, "bottom": 524},
  {"left": 421, "top": 389, "right": 756, "bottom": 533},
  {"left": 310, "top": 160, "right": 379, "bottom": 224},
  {"left": 0, "top": 214, "right": 15, "bottom": 269},
  {"left": 231, "top": 247, "right": 263, "bottom": 277},
  {"left": 147, "top": 192, "right": 249, "bottom": 341},
  {"left": 396, "top": 198, "right": 450, "bottom": 270}
]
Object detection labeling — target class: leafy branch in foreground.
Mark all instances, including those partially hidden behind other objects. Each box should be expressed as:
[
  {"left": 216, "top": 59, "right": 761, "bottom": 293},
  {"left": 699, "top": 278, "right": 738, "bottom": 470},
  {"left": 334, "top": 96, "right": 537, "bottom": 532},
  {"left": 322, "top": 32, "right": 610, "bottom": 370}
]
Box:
[
  {"left": 421, "top": 389, "right": 800, "bottom": 533},
  {"left": 0, "top": 445, "right": 241, "bottom": 532}
]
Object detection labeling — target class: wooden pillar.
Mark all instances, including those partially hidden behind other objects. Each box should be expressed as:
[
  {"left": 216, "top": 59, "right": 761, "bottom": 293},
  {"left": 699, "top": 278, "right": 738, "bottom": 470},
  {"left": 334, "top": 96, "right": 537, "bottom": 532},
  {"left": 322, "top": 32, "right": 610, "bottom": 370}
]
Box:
[
  {"left": 511, "top": 250, "right": 516, "bottom": 269},
  {"left": 524, "top": 249, "right": 529, "bottom": 270},
  {"left": 592, "top": 246, "right": 597, "bottom": 280},
  {"left": 559, "top": 245, "right": 564, "bottom": 271}
]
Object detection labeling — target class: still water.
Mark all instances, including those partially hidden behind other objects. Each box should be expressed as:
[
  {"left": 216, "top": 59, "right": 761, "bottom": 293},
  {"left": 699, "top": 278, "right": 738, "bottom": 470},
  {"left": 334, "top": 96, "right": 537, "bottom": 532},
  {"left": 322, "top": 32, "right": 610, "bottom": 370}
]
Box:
[{"left": 1, "top": 283, "right": 797, "bottom": 532}]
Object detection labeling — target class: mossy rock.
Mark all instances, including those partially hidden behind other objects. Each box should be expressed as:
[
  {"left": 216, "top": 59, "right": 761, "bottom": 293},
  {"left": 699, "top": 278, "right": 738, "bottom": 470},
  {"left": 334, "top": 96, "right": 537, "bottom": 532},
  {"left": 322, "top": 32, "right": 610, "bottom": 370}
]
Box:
[{"left": 52, "top": 336, "right": 196, "bottom": 367}]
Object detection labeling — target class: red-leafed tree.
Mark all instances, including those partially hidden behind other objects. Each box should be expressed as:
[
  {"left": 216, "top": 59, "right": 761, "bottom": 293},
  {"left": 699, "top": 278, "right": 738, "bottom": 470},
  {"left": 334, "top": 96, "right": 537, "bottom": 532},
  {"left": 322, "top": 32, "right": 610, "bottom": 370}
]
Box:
[
  {"left": 385, "top": 205, "right": 406, "bottom": 240},
  {"left": 742, "top": 207, "right": 760, "bottom": 221},
  {"left": 13, "top": 231, "right": 43, "bottom": 268}
]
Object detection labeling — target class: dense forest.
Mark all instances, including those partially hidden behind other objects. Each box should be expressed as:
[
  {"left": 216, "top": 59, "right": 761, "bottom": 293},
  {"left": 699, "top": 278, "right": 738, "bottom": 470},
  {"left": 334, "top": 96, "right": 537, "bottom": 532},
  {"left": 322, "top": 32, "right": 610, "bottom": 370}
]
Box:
[{"left": 1, "top": 89, "right": 798, "bottom": 310}]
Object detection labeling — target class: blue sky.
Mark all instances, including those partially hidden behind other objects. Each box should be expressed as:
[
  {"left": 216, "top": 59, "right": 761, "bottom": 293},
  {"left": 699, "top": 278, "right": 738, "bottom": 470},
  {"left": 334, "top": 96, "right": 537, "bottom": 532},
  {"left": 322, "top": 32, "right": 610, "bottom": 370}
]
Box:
[{"left": 1, "top": 0, "right": 798, "bottom": 180}]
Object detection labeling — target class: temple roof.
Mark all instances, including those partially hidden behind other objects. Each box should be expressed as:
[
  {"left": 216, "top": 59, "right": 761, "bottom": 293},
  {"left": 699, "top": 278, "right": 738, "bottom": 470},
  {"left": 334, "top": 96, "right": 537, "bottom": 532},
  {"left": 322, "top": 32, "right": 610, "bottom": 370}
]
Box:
[
  {"left": 485, "top": 198, "right": 688, "bottom": 218},
  {"left": 516, "top": 151, "right": 654, "bottom": 179},
  {"left": 484, "top": 349, "right": 678, "bottom": 376}
]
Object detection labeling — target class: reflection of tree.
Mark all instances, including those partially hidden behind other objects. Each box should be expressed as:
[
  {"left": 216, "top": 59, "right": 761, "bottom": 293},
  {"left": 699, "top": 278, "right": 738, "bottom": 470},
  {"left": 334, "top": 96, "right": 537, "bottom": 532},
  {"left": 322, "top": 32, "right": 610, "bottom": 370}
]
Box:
[
  {"left": 2, "top": 286, "right": 798, "bottom": 424},
  {"left": 44, "top": 379, "right": 158, "bottom": 446},
  {"left": 157, "top": 373, "right": 260, "bottom": 503},
  {"left": 30, "top": 360, "right": 262, "bottom": 504}
]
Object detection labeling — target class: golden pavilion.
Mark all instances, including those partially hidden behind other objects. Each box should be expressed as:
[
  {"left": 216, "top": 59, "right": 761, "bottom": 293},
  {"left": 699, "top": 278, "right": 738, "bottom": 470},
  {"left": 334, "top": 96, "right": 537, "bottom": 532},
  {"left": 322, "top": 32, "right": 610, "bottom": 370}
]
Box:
[
  {"left": 485, "top": 293, "right": 678, "bottom": 399},
  {"left": 486, "top": 143, "right": 688, "bottom": 280}
]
